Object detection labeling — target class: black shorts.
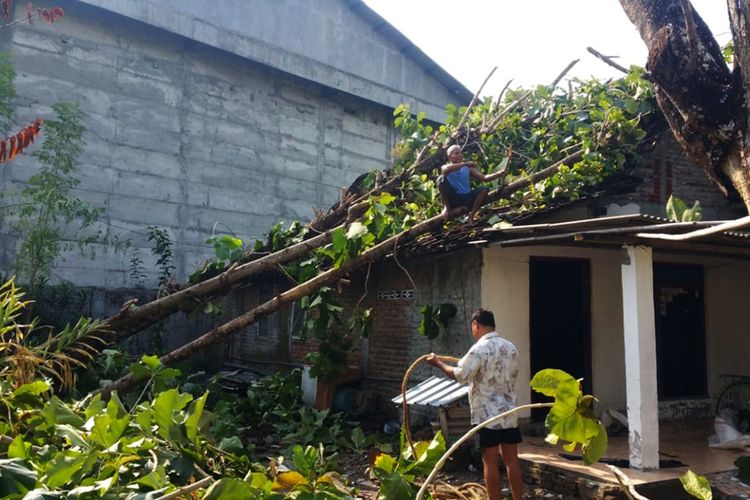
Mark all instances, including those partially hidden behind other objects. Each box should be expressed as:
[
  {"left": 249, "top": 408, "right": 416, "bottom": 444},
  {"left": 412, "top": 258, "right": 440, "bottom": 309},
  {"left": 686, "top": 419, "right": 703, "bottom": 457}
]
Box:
[
  {"left": 437, "top": 175, "right": 485, "bottom": 209},
  {"left": 478, "top": 427, "right": 522, "bottom": 448}
]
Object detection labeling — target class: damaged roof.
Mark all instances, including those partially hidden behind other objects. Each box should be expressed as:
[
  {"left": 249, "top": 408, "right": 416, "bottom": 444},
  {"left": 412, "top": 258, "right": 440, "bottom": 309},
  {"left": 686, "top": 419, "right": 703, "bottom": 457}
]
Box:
[{"left": 402, "top": 213, "right": 750, "bottom": 259}]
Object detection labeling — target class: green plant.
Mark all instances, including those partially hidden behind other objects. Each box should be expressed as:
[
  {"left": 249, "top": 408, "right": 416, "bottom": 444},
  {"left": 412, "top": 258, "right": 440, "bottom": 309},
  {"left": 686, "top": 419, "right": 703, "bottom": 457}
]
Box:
[
  {"left": 680, "top": 470, "right": 713, "bottom": 500},
  {"left": 418, "top": 303, "right": 457, "bottom": 339},
  {"left": 666, "top": 195, "right": 702, "bottom": 222},
  {"left": 370, "top": 431, "right": 447, "bottom": 500},
  {"left": 147, "top": 225, "right": 175, "bottom": 294},
  {"left": 190, "top": 233, "right": 245, "bottom": 284},
  {"left": 10, "top": 102, "right": 100, "bottom": 294},
  {"left": 128, "top": 249, "right": 147, "bottom": 288},
  {"left": 0, "top": 277, "right": 107, "bottom": 391}
]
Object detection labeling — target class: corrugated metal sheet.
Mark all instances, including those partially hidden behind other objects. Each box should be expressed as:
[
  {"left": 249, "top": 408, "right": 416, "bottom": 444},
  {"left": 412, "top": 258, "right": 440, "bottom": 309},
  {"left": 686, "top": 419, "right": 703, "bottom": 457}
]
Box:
[{"left": 391, "top": 376, "right": 469, "bottom": 407}]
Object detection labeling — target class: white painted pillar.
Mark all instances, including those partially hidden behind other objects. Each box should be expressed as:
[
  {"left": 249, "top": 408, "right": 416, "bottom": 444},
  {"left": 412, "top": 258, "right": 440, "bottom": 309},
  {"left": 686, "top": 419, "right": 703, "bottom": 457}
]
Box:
[{"left": 621, "top": 245, "right": 659, "bottom": 470}]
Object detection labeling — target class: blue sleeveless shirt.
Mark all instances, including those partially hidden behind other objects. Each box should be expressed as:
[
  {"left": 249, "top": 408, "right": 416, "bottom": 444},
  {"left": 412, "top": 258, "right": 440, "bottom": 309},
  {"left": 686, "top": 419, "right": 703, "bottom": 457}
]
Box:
[{"left": 446, "top": 165, "right": 471, "bottom": 194}]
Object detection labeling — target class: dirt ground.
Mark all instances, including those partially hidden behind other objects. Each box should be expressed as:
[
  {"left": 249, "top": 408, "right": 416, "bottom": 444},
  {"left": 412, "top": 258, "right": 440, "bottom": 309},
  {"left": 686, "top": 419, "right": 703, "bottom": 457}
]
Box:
[{"left": 337, "top": 447, "right": 571, "bottom": 499}]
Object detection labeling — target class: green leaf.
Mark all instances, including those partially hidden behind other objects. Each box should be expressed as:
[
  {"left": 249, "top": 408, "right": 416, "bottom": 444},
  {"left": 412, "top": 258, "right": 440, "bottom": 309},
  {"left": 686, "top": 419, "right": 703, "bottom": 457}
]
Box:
[
  {"left": 152, "top": 388, "right": 192, "bottom": 441},
  {"left": 666, "top": 195, "right": 687, "bottom": 222},
  {"left": 129, "top": 363, "right": 151, "bottom": 380},
  {"left": 0, "top": 458, "right": 38, "bottom": 496},
  {"left": 530, "top": 368, "right": 577, "bottom": 398},
  {"left": 218, "top": 436, "right": 244, "bottom": 455},
  {"left": 44, "top": 453, "right": 87, "bottom": 489},
  {"left": 42, "top": 396, "right": 84, "bottom": 427},
  {"left": 141, "top": 354, "right": 161, "bottom": 371},
  {"left": 679, "top": 470, "right": 712, "bottom": 500},
  {"left": 404, "top": 431, "right": 446, "bottom": 475},
  {"left": 84, "top": 394, "right": 106, "bottom": 420},
  {"left": 581, "top": 421, "right": 608, "bottom": 465},
  {"left": 136, "top": 464, "right": 168, "bottom": 490},
  {"left": 350, "top": 426, "right": 367, "bottom": 450},
  {"left": 372, "top": 453, "right": 397, "bottom": 474},
  {"left": 56, "top": 424, "right": 91, "bottom": 449},
  {"left": 375, "top": 192, "right": 397, "bottom": 206},
  {"left": 185, "top": 391, "right": 208, "bottom": 445},
  {"left": 90, "top": 412, "right": 131, "bottom": 448},
  {"left": 374, "top": 470, "right": 415, "bottom": 500},
  {"left": 7, "top": 436, "right": 31, "bottom": 460},
  {"left": 13, "top": 380, "right": 50, "bottom": 397},
  {"left": 331, "top": 228, "right": 347, "bottom": 253},
  {"left": 203, "top": 478, "right": 252, "bottom": 500}
]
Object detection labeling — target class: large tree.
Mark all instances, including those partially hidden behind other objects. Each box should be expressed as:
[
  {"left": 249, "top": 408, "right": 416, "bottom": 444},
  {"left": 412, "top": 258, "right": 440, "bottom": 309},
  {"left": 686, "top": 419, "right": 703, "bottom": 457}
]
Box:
[{"left": 618, "top": 0, "right": 750, "bottom": 211}]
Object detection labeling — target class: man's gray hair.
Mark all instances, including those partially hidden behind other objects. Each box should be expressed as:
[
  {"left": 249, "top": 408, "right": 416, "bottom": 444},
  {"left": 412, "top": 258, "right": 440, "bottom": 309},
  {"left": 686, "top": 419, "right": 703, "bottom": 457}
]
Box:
[{"left": 446, "top": 144, "right": 462, "bottom": 156}]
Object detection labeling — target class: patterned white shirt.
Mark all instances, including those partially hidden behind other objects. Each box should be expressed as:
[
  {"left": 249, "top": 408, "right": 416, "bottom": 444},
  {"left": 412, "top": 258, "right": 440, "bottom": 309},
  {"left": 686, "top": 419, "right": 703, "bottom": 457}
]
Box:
[{"left": 453, "top": 331, "right": 519, "bottom": 430}]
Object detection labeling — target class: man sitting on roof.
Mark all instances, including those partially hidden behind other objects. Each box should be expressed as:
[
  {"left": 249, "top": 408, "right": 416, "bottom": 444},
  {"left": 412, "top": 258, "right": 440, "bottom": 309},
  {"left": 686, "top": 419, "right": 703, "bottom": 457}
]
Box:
[{"left": 437, "top": 144, "right": 507, "bottom": 224}]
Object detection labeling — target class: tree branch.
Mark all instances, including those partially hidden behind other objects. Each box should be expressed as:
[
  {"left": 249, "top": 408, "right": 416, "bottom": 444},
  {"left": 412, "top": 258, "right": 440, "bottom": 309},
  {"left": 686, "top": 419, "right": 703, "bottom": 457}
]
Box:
[{"left": 587, "top": 47, "right": 629, "bottom": 74}]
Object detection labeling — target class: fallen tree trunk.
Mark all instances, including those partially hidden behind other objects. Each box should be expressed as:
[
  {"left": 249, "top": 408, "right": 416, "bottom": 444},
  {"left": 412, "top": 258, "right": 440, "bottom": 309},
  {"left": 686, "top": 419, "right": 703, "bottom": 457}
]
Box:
[{"left": 99, "top": 150, "right": 582, "bottom": 396}]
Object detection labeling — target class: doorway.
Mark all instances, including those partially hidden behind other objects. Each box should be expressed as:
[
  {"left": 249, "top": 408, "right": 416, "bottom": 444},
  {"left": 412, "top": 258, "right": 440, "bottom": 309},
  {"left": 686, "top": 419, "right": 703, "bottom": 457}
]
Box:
[
  {"left": 653, "top": 263, "right": 707, "bottom": 399},
  {"left": 530, "top": 258, "right": 592, "bottom": 419}
]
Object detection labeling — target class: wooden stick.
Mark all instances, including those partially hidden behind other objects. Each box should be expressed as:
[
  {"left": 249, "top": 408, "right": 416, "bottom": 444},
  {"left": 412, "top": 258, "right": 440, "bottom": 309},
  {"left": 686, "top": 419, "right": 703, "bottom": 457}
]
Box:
[
  {"left": 155, "top": 476, "right": 214, "bottom": 500},
  {"left": 587, "top": 47, "right": 629, "bottom": 74},
  {"left": 607, "top": 465, "right": 650, "bottom": 500},
  {"left": 457, "top": 66, "right": 498, "bottom": 132},
  {"left": 550, "top": 59, "right": 580, "bottom": 88},
  {"left": 494, "top": 79, "right": 513, "bottom": 112}
]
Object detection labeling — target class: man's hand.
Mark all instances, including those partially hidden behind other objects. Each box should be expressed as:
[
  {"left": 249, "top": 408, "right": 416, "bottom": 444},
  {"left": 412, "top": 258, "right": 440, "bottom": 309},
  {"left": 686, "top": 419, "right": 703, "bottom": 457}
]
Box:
[
  {"left": 426, "top": 353, "right": 441, "bottom": 367},
  {"left": 426, "top": 353, "right": 457, "bottom": 380}
]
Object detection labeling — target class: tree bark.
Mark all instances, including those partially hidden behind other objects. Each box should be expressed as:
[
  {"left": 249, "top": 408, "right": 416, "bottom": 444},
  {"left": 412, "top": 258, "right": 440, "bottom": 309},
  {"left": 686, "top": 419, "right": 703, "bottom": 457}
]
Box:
[{"left": 617, "top": 0, "right": 750, "bottom": 211}]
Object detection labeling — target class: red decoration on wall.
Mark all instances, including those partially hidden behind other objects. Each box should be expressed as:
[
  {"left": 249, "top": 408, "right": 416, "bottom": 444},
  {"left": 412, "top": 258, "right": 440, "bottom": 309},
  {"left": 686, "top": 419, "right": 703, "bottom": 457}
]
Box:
[{"left": 0, "top": 118, "right": 43, "bottom": 163}]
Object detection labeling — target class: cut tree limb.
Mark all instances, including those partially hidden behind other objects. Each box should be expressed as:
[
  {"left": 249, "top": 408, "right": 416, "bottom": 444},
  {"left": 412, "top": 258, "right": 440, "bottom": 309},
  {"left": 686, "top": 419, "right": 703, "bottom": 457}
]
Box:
[
  {"left": 587, "top": 47, "right": 629, "bottom": 74},
  {"left": 99, "top": 150, "right": 585, "bottom": 396}
]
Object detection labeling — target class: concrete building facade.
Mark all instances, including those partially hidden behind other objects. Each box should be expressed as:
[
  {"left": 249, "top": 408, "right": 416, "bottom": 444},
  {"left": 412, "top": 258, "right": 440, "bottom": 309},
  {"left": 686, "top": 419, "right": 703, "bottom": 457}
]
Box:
[{"left": 0, "top": 0, "right": 470, "bottom": 293}]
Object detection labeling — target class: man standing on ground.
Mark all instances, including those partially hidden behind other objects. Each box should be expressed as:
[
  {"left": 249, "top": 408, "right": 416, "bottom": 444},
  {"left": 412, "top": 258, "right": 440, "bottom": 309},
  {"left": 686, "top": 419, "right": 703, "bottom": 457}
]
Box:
[{"left": 427, "top": 308, "right": 523, "bottom": 500}]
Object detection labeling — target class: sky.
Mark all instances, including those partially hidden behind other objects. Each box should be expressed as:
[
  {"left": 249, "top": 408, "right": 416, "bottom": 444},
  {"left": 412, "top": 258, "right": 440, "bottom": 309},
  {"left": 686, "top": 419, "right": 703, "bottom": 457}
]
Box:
[{"left": 363, "top": 0, "right": 732, "bottom": 97}]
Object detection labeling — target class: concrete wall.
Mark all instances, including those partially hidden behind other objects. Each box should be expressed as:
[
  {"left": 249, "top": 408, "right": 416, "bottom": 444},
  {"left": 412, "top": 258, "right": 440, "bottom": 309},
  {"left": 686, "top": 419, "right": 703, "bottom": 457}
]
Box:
[
  {"left": 481, "top": 245, "right": 750, "bottom": 419},
  {"left": 75, "top": 0, "right": 468, "bottom": 122},
  {"left": 0, "top": 0, "right": 424, "bottom": 290}
]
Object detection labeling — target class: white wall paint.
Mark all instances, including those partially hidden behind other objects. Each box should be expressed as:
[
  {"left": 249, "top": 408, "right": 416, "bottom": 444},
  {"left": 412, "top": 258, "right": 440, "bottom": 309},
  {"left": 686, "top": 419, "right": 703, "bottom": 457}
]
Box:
[{"left": 481, "top": 244, "right": 750, "bottom": 418}]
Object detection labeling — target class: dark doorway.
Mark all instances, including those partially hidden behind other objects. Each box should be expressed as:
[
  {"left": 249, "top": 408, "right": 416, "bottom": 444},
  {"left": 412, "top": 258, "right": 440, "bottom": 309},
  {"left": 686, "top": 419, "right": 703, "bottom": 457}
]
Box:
[
  {"left": 530, "top": 258, "right": 592, "bottom": 420},
  {"left": 653, "top": 264, "right": 707, "bottom": 399}
]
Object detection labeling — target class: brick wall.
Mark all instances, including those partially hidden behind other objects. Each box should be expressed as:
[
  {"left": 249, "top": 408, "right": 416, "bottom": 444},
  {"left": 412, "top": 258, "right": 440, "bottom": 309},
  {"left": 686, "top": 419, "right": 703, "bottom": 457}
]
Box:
[
  {"left": 224, "top": 249, "right": 484, "bottom": 413},
  {"left": 606, "top": 134, "right": 745, "bottom": 219}
]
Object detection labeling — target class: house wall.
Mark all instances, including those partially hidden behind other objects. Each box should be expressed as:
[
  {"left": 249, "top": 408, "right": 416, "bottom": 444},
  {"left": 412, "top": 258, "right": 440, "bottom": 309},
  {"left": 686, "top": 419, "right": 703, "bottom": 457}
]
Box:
[
  {"left": 606, "top": 135, "right": 744, "bottom": 220},
  {"left": 0, "top": 1, "right": 405, "bottom": 293},
  {"left": 481, "top": 245, "right": 750, "bottom": 419},
  {"left": 76, "top": 0, "right": 467, "bottom": 122},
  {"left": 224, "top": 250, "right": 484, "bottom": 414},
  {"left": 360, "top": 251, "right": 483, "bottom": 410}
]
